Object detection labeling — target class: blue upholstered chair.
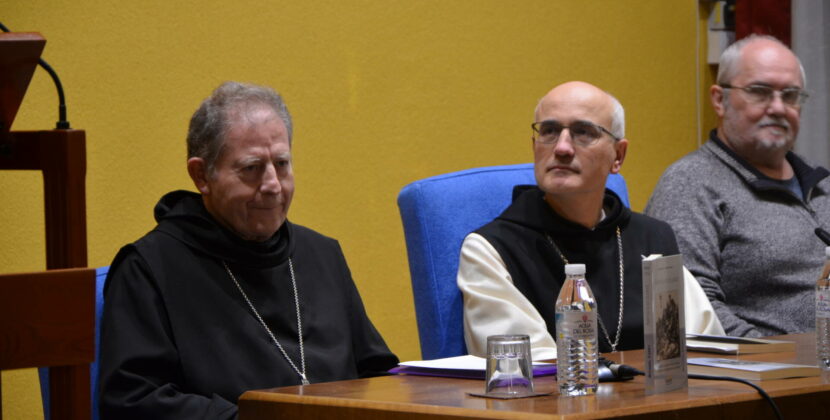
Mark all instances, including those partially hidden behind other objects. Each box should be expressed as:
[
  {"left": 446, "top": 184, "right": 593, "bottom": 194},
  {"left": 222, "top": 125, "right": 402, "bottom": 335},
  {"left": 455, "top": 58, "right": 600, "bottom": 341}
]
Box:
[
  {"left": 39, "top": 266, "right": 108, "bottom": 420},
  {"left": 397, "top": 163, "right": 629, "bottom": 360}
]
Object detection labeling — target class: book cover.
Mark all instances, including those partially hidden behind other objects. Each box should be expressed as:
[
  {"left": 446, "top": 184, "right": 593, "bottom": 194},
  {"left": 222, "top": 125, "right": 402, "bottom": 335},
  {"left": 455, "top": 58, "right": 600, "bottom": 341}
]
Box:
[
  {"left": 688, "top": 357, "right": 820, "bottom": 380},
  {"left": 642, "top": 254, "right": 688, "bottom": 394},
  {"left": 686, "top": 334, "right": 796, "bottom": 354}
]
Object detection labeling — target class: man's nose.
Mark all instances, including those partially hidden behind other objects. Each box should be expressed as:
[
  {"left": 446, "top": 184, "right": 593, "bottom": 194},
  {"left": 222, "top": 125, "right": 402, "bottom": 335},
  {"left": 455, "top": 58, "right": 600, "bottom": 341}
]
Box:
[
  {"left": 553, "top": 129, "right": 576, "bottom": 156},
  {"left": 261, "top": 164, "right": 282, "bottom": 193},
  {"left": 766, "top": 92, "right": 788, "bottom": 116}
]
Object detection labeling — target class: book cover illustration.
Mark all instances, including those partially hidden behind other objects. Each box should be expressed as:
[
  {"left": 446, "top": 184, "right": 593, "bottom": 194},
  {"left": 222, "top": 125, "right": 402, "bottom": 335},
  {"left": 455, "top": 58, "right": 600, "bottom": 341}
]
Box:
[{"left": 656, "top": 291, "right": 682, "bottom": 361}]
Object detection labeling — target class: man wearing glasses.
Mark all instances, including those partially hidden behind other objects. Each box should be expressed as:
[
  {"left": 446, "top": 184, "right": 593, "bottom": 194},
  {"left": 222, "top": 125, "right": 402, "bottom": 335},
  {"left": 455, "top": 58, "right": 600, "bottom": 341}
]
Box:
[
  {"left": 646, "top": 35, "right": 830, "bottom": 338},
  {"left": 458, "top": 81, "right": 722, "bottom": 361}
]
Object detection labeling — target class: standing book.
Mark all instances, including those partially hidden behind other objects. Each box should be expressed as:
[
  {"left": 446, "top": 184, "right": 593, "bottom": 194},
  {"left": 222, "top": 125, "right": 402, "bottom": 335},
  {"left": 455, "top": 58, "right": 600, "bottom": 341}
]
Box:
[{"left": 642, "top": 254, "right": 688, "bottom": 394}]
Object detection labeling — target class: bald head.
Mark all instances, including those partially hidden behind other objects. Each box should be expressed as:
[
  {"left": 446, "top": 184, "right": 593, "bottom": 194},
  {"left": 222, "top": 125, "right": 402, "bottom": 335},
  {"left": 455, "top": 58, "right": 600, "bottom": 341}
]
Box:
[
  {"left": 717, "top": 35, "right": 805, "bottom": 88},
  {"left": 535, "top": 81, "right": 625, "bottom": 139}
]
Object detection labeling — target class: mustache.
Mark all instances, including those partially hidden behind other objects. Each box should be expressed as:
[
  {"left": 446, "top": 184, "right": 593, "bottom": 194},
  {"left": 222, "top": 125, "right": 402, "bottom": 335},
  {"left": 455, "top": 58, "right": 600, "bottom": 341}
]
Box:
[{"left": 758, "top": 117, "right": 790, "bottom": 130}]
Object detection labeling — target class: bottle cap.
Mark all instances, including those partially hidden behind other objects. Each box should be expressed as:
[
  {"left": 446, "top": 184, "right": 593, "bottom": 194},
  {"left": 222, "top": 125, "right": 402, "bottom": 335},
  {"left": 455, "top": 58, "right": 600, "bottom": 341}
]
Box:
[
  {"left": 826, "top": 246, "right": 830, "bottom": 257},
  {"left": 565, "top": 264, "right": 586, "bottom": 275}
]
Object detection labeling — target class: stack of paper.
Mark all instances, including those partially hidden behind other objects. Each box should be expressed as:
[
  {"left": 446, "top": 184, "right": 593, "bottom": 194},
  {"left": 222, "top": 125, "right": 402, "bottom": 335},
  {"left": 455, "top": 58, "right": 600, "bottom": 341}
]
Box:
[
  {"left": 686, "top": 334, "right": 796, "bottom": 355},
  {"left": 389, "top": 355, "right": 556, "bottom": 379},
  {"left": 688, "top": 357, "right": 819, "bottom": 381}
]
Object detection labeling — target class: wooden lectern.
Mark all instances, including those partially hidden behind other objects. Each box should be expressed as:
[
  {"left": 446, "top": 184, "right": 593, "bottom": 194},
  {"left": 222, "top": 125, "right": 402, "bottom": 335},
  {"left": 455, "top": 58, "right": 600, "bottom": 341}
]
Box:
[
  {"left": 0, "top": 32, "right": 87, "bottom": 270},
  {"left": 0, "top": 32, "right": 92, "bottom": 420}
]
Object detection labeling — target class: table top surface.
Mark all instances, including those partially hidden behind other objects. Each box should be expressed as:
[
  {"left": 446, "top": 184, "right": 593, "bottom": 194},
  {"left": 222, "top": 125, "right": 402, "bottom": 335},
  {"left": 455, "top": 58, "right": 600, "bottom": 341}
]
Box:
[{"left": 240, "top": 334, "right": 830, "bottom": 419}]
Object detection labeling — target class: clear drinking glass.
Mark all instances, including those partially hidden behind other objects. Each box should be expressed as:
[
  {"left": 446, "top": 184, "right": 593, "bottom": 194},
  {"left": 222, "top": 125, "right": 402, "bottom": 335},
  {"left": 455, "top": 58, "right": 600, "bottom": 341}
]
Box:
[{"left": 485, "top": 334, "right": 534, "bottom": 397}]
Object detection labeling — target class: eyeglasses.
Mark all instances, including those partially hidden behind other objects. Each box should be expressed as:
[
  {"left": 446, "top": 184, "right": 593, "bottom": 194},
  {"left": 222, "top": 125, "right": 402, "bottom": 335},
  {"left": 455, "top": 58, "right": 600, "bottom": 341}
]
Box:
[
  {"left": 531, "top": 119, "right": 619, "bottom": 146},
  {"left": 720, "top": 84, "right": 809, "bottom": 108}
]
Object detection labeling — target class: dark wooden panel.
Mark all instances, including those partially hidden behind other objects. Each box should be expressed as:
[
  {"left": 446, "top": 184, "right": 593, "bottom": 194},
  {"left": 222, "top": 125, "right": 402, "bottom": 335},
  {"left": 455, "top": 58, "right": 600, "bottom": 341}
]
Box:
[
  {"left": 0, "top": 32, "right": 45, "bottom": 136},
  {"left": 50, "top": 364, "right": 92, "bottom": 420},
  {"left": 0, "top": 130, "right": 41, "bottom": 169},
  {"left": 0, "top": 129, "right": 88, "bottom": 268},
  {"left": 0, "top": 268, "right": 95, "bottom": 369},
  {"left": 40, "top": 130, "right": 88, "bottom": 269}
]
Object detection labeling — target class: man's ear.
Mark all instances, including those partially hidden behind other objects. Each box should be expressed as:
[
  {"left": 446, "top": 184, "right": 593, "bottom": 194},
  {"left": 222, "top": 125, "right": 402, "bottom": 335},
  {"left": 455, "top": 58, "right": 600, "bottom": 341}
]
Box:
[
  {"left": 610, "top": 138, "right": 628, "bottom": 174},
  {"left": 710, "top": 84, "right": 726, "bottom": 118},
  {"left": 187, "top": 157, "right": 210, "bottom": 194}
]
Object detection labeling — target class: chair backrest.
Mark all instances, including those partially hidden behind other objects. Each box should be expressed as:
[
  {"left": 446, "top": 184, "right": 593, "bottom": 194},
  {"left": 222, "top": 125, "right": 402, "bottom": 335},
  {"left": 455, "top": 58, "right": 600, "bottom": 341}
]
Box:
[
  {"left": 38, "top": 266, "right": 107, "bottom": 420},
  {"left": 0, "top": 267, "right": 95, "bottom": 420},
  {"left": 397, "top": 163, "right": 629, "bottom": 359}
]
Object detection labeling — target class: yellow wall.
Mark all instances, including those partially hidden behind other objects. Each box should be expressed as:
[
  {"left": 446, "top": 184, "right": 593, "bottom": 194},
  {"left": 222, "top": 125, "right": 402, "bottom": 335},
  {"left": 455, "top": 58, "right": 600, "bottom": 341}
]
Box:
[{"left": 2, "top": 1, "right": 715, "bottom": 418}]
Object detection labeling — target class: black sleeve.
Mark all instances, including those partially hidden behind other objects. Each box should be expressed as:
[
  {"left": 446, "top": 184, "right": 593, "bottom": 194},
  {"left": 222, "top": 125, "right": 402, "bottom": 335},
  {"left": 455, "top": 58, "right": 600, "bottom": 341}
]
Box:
[{"left": 98, "top": 247, "right": 238, "bottom": 420}]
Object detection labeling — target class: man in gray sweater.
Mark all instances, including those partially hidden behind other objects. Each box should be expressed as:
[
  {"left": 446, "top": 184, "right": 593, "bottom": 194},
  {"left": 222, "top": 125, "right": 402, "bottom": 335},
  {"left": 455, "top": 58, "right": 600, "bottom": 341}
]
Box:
[{"left": 646, "top": 35, "right": 830, "bottom": 337}]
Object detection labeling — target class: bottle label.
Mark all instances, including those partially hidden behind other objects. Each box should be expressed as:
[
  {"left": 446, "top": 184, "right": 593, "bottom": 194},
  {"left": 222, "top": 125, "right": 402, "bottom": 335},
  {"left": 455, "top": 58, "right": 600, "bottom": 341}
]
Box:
[
  {"left": 818, "top": 290, "right": 830, "bottom": 318},
  {"left": 556, "top": 311, "right": 597, "bottom": 340}
]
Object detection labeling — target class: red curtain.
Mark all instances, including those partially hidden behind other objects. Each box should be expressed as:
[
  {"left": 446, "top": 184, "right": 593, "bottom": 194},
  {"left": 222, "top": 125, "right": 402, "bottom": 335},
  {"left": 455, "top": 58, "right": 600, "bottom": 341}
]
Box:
[{"left": 735, "top": 0, "right": 791, "bottom": 46}]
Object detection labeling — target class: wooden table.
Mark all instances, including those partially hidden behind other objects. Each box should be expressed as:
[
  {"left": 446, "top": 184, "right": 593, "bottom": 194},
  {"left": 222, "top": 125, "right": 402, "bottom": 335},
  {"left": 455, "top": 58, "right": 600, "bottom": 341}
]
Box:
[{"left": 239, "top": 334, "right": 830, "bottom": 419}]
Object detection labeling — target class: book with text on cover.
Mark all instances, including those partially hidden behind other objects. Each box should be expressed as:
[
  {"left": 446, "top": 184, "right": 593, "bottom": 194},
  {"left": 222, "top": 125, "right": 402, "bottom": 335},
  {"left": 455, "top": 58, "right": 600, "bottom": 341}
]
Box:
[
  {"left": 688, "top": 357, "right": 820, "bottom": 381},
  {"left": 642, "top": 254, "right": 688, "bottom": 394},
  {"left": 686, "top": 334, "right": 796, "bottom": 355}
]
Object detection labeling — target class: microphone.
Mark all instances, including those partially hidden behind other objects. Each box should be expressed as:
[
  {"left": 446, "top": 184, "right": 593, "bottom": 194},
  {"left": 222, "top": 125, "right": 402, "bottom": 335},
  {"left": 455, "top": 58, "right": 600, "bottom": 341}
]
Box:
[
  {"left": 598, "top": 357, "right": 641, "bottom": 381},
  {"left": 815, "top": 228, "right": 830, "bottom": 246},
  {"left": 0, "top": 21, "right": 71, "bottom": 129}
]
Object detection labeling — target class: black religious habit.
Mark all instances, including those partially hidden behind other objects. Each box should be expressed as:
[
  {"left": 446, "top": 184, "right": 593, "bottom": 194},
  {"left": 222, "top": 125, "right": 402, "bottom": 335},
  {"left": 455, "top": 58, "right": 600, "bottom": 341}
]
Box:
[{"left": 98, "top": 190, "right": 398, "bottom": 420}]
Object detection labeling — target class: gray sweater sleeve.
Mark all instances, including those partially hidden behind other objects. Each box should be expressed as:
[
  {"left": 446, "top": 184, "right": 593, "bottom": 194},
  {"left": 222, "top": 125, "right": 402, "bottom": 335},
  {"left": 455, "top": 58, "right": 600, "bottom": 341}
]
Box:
[{"left": 645, "top": 161, "right": 763, "bottom": 337}]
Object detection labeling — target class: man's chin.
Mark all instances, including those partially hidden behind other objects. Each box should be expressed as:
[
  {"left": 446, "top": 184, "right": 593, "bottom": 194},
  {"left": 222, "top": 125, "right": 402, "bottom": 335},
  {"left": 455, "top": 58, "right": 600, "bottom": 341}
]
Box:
[
  {"left": 756, "top": 135, "right": 792, "bottom": 151},
  {"left": 240, "top": 221, "right": 285, "bottom": 242},
  {"left": 540, "top": 181, "right": 580, "bottom": 195}
]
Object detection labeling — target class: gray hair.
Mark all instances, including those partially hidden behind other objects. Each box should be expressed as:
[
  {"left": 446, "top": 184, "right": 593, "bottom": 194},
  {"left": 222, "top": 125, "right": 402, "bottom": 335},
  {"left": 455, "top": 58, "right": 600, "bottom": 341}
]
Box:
[
  {"left": 717, "top": 34, "right": 807, "bottom": 88},
  {"left": 187, "top": 81, "right": 293, "bottom": 175},
  {"left": 607, "top": 93, "right": 625, "bottom": 140}
]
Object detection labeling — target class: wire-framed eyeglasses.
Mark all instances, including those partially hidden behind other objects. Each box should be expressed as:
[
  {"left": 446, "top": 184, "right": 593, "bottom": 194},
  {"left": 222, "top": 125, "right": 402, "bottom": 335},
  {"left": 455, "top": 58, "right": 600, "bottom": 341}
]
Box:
[
  {"left": 531, "top": 119, "right": 619, "bottom": 147},
  {"left": 720, "top": 84, "right": 809, "bottom": 108}
]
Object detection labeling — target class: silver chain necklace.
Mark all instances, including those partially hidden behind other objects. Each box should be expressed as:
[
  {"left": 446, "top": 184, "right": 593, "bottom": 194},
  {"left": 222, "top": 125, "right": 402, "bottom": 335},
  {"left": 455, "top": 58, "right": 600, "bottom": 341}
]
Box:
[
  {"left": 222, "top": 259, "right": 309, "bottom": 385},
  {"left": 546, "top": 226, "right": 625, "bottom": 352}
]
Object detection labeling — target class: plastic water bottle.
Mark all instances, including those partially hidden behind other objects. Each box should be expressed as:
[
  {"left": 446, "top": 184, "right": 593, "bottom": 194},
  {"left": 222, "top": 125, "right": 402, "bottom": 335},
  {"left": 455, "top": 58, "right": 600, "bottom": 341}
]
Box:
[
  {"left": 555, "top": 263, "right": 599, "bottom": 396},
  {"left": 817, "top": 247, "right": 830, "bottom": 370}
]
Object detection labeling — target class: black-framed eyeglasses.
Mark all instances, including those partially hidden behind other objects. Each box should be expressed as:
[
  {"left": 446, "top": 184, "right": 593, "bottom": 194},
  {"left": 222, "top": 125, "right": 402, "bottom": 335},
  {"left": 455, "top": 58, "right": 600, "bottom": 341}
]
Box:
[
  {"left": 531, "top": 119, "right": 619, "bottom": 146},
  {"left": 720, "top": 84, "right": 809, "bottom": 108}
]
